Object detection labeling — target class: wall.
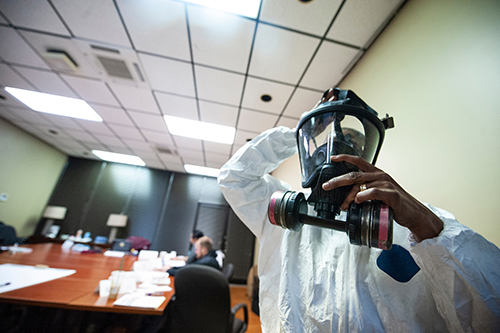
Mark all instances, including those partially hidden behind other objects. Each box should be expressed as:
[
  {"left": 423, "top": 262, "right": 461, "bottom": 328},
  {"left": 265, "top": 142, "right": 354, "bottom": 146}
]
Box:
[
  {"left": 272, "top": 0, "right": 500, "bottom": 246},
  {"left": 0, "top": 118, "right": 67, "bottom": 237}
]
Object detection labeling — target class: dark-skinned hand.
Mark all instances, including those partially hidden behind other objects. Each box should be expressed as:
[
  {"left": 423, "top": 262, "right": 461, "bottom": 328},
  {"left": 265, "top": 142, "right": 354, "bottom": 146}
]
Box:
[{"left": 322, "top": 154, "right": 443, "bottom": 242}]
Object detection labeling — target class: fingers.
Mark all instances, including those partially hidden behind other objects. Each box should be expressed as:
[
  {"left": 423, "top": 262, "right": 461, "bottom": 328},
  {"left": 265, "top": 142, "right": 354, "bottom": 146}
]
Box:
[
  {"left": 313, "top": 88, "right": 338, "bottom": 109},
  {"left": 330, "top": 154, "right": 376, "bottom": 172}
]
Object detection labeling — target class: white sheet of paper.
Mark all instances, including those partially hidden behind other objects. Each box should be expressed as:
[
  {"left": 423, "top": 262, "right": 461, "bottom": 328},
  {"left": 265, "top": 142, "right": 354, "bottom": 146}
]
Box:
[
  {"left": 113, "top": 292, "right": 166, "bottom": 309},
  {"left": 0, "top": 263, "right": 76, "bottom": 294}
]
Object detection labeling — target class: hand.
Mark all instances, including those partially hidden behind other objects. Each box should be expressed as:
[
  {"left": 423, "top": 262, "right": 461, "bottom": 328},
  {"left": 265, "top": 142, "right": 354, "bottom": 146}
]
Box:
[{"left": 322, "top": 154, "right": 443, "bottom": 242}]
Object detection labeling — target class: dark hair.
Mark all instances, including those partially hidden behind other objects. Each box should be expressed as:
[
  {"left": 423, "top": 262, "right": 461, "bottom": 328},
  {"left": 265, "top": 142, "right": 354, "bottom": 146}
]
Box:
[{"left": 192, "top": 229, "right": 204, "bottom": 239}]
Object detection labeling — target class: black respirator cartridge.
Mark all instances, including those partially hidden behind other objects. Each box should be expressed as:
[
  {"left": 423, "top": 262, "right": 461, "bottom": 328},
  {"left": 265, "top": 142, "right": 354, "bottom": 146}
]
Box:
[{"left": 268, "top": 190, "right": 393, "bottom": 250}]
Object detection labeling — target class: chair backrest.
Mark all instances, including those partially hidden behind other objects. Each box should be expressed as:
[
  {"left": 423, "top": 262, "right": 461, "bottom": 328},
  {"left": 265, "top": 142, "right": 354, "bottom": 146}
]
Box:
[
  {"left": 169, "top": 265, "right": 232, "bottom": 333},
  {"left": 222, "top": 263, "right": 234, "bottom": 281}
]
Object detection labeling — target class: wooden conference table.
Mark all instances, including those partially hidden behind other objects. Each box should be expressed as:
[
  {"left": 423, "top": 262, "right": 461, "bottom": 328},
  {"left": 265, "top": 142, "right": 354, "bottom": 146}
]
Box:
[{"left": 0, "top": 243, "right": 174, "bottom": 315}]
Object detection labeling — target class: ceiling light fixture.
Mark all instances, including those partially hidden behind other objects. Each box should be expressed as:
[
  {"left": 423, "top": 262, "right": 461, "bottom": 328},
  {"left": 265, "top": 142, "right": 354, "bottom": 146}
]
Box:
[
  {"left": 163, "top": 115, "right": 235, "bottom": 144},
  {"left": 92, "top": 150, "right": 146, "bottom": 166},
  {"left": 184, "top": 164, "right": 220, "bottom": 178},
  {"left": 4, "top": 87, "right": 103, "bottom": 122},
  {"left": 183, "top": 0, "right": 262, "bottom": 19}
]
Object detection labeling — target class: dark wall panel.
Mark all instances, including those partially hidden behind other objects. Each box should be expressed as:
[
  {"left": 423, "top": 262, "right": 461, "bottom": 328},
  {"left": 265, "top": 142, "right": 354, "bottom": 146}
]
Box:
[
  {"left": 125, "top": 168, "right": 171, "bottom": 244},
  {"left": 45, "top": 157, "right": 103, "bottom": 236},
  {"left": 152, "top": 173, "right": 202, "bottom": 253},
  {"left": 224, "top": 210, "right": 255, "bottom": 283}
]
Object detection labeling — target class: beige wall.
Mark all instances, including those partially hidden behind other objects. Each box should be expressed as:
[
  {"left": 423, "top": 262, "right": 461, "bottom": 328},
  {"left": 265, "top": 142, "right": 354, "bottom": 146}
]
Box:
[
  {"left": 273, "top": 0, "right": 500, "bottom": 247},
  {"left": 0, "top": 118, "right": 67, "bottom": 237}
]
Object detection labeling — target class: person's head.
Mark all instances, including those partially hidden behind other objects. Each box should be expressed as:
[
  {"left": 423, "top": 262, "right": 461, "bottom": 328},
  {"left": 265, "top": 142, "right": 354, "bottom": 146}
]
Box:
[
  {"left": 194, "top": 236, "right": 213, "bottom": 259},
  {"left": 190, "top": 229, "right": 204, "bottom": 245}
]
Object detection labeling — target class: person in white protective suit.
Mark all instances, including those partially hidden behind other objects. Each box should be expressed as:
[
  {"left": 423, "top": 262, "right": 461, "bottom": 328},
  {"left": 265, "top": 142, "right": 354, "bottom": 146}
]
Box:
[{"left": 218, "top": 88, "right": 500, "bottom": 332}]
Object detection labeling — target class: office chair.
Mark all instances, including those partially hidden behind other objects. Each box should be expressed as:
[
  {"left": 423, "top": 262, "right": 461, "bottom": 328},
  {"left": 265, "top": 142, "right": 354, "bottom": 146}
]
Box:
[
  {"left": 166, "top": 265, "right": 248, "bottom": 333},
  {"left": 222, "top": 263, "right": 234, "bottom": 281}
]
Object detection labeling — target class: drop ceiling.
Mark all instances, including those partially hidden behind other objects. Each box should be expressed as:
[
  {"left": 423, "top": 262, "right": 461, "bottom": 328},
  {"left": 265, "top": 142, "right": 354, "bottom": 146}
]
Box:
[{"left": 0, "top": 0, "right": 406, "bottom": 173}]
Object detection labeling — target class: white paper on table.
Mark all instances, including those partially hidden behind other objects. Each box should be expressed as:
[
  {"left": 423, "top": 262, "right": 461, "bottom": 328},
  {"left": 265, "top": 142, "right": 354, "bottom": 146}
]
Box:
[
  {"left": 163, "top": 259, "right": 186, "bottom": 267},
  {"left": 104, "top": 250, "right": 125, "bottom": 257},
  {"left": 113, "top": 292, "right": 166, "bottom": 309},
  {"left": 0, "top": 263, "right": 76, "bottom": 294}
]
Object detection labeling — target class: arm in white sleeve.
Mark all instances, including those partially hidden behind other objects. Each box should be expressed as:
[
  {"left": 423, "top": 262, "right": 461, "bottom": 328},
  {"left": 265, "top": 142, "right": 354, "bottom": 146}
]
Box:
[
  {"left": 218, "top": 126, "right": 298, "bottom": 240},
  {"left": 409, "top": 206, "right": 500, "bottom": 332}
]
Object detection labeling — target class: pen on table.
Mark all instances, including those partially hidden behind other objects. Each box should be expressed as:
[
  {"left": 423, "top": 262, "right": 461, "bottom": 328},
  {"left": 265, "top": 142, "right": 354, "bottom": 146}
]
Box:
[{"left": 0, "top": 282, "right": 11, "bottom": 287}]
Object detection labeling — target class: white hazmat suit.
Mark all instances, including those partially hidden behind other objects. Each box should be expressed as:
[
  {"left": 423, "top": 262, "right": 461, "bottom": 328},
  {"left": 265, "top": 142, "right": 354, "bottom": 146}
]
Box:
[{"left": 218, "top": 126, "right": 500, "bottom": 332}]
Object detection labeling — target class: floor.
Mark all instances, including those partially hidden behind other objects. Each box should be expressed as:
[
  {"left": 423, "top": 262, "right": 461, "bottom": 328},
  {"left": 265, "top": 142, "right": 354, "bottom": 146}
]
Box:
[{"left": 230, "top": 285, "right": 262, "bottom": 333}]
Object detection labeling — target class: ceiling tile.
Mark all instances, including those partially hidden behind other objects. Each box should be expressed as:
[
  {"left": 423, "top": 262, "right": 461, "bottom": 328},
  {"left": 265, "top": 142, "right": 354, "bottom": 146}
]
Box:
[
  {"left": 75, "top": 119, "right": 116, "bottom": 136},
  {"left": 108, "top": 123, "right": 144, "bottom": 140},
  {"left": 188, "top": 6, "right": 255, "bottom": 73},
  {"left": 93, "top": 134, "right": 124, "bottom": 147},
  {"left": 173, "top": 136, "right": 202, "bottom": 151},
  {"left": 123, "top": 139, "right": 155, "bottom": 152},
  {"left": 13, "top": 67, "right": 78, "bottom": 97},
  {"left": 237, "top": 109, "right": 278, "bottom": 133},
  {"left": 0, "top": 0, "right": 70, "bottom": 36},
  {"left": 327, "top": 0, "right": 403, "bottom": 48},
  {"left": 249, "top": 24, "right": 320, "bottom": 84},
  {"left": 51, "top": 0, "right": 131, "bottom": 47},
  {"left": 241, "top": 77, "right": 294, "bottom": 114},
  {"left": 62, "top": 75, "right": 119, "bottom": 105},
  {"left": 206, "top": 159, "right": 226, "bottom": 169},
  {"left": 276, "top": 116, "right": 299, "bottom": 129},
  {"left": 21, "top": 31, "right": 101, "bottom": 79},
  {"left": 0, "top": 63, "right": 33, "bottom": 90},
  {"left": 108, "top": 83, "right": 160, "bottom": 114},
  {"left": 89, "top": 104, "right": 133, "bottom": 126},
  {"left": 155, "top": 92, "right": 198, "bottom": 120},
  {"left": 66, "top": 129, "right": 99, "bottom": 143},
  {"left": 260, "top": 0, "right": 342, "bottom": 36},
  {"left": 199, "top": 101, "right": 238, "bottom": 127},
  {"left": 205, "top": 151, "right": 229, "bottom": 166},
  {"left": 203, "top": 141, "right": 232, "bottom": 156},
  {"left": 300, "top": 41, "right": 361, "bottom": 90},
  {"left": 141, "top": 129, "right": 174, "bottom": 146},
  {"left": 234, "top": 129, "right": 258, "bottom": 146},
  {"left": 0, "top": 26, "right": 49, "bottom": 69},
  {"left": 105, "top": 145, "right": 133, "bottom": 154},
  {"left": 142, "top": 158, "right": 166, "bottom": 170},
  {"left": 128, "top": 111, "right": 168, "bottom": 132},
  {"left": 195, "top": 65, "right": 244, "bottom": 106},
  {"left": 40, "top": 113, "right": 83, "bottom": 129},
  {"left": 159, "top": 154, "right": 184, "bottom": 171},
  {"left": 283, "top": 87, "right": 323, "bottom": 118},
  {"left": 139, "top": 53, "right": 195, "bottom": 96},
  {"left": 117, "top": 0, "right": 190, "bottom": 60},
  {"left": 8, "top": 108, "right": 53, "bottom": 125}
]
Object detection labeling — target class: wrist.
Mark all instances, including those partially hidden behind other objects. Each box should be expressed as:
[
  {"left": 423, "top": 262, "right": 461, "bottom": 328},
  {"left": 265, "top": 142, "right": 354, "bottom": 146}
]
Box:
[{"left": 409, "top": 212, "right": 444, "bottom": 242}]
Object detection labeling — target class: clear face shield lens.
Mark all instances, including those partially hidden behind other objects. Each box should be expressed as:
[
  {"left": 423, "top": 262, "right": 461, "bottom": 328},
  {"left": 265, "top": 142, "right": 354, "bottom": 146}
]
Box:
[{"left": 298, "top": 112, "right": 380, "bottom": 188}]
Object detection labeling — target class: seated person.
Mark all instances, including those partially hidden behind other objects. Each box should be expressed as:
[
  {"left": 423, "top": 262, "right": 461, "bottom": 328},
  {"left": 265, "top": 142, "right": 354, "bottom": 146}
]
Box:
[
  {"left": 175, "top": 229, "right": 204, "bottom": 264},
  {"left": 162, "top": 236, "right": 220, "bottom": 276}
]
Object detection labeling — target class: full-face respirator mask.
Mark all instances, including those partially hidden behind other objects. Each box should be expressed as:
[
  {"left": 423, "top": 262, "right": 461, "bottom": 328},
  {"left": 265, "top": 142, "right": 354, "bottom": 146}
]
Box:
[{"left": 268, "top": 89, "right": 395, "bottom": 250}]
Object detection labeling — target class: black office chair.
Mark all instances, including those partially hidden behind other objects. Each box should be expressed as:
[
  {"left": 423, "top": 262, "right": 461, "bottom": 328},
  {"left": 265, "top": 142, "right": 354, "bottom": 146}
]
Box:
[
  {"left": 166, "top": 265, "right": 248, "bottom": 333},
  {"left": 222, "top": 263, "right": 234, "bottom": 281}
]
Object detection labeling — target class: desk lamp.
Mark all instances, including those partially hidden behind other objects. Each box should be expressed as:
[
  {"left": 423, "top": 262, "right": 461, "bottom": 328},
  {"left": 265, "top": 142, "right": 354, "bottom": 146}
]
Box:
[
  {"left": 106, "top": 214, "right": 128, "bottom": 243},
  {"left": 41, "top": 206, "right": 67, "bottom": 237}
]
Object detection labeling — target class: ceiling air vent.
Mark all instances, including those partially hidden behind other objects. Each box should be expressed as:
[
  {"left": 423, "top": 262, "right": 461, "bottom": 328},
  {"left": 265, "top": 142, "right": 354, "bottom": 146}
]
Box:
[
  {"left": 96, "top": 55, "right": 133, "bottom": 80},
  {"left": 156, "top": 146, "right": 178, "bottom": 155}
]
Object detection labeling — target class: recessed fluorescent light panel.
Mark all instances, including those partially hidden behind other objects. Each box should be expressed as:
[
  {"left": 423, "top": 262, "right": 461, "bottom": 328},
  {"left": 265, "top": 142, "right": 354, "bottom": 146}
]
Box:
[
  {"left": 163, "top": 115, "right": 235, "bottom": 144},
  {"left": 184, "top": 164, "right": 220, "bottom": 178},
  {"left": 92, "top": 150, "right": 146, "bottom": 166},
  {"left": 183, "top": 0, "right": 261, "bottom": 19},
  {"left": 4, "top": 87, "right": 102, "bottom": 122}
]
